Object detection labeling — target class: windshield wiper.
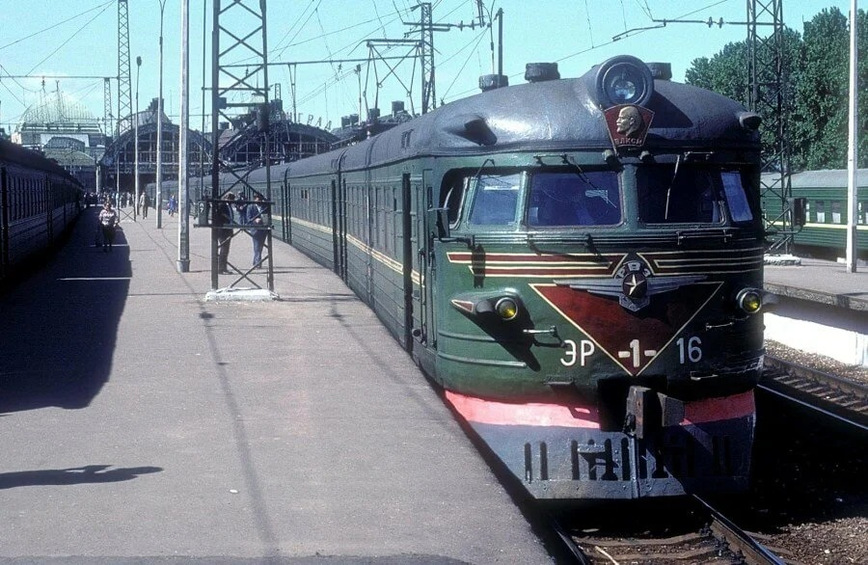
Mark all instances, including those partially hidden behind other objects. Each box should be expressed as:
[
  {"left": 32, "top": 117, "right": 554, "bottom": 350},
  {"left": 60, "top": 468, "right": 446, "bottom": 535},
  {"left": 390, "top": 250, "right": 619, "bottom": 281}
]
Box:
[
  {"left": 664, "top": 154, "right": 682, "bottom": 221},
  {"left": 560, "top": 154, "right": 617, "bottom": 209}
]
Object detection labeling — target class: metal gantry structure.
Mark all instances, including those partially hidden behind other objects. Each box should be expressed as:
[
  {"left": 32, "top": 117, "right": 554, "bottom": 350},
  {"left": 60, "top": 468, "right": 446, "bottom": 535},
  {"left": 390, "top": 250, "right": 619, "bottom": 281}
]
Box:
[
  {"left": 417, "top": 2, "right": 435, "bottom": 114},
  {"left": 746, "top": 0, "right": 794, "bottom": 254},
  {"left": 210, "top": 0, "right": 274, "bottom": 292},
  {"left": 117, "top": 0, "right": 132, "bottom": 137}
]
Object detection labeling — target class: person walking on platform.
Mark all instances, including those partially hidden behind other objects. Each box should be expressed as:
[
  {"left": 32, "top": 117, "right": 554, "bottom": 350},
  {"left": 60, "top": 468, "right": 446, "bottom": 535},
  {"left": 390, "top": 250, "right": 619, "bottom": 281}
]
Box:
[
  {"left": 98, "top": 200, "right": 119, "bottom": 252},
  {"left": 139, "top": 192, "right": 150, "bottom": 218},
  {"left": 215, "top": 192, "right": 235, "bottom": 274},
  {"left": 247, "top": 193, "right": 269, "bottom": 268}
]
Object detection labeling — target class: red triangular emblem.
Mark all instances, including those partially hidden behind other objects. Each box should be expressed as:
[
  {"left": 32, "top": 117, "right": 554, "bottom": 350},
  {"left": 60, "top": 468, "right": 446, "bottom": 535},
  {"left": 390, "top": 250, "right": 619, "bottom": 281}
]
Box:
[{"left": 531, "top": 282, "right": 721, "bottom": 375}]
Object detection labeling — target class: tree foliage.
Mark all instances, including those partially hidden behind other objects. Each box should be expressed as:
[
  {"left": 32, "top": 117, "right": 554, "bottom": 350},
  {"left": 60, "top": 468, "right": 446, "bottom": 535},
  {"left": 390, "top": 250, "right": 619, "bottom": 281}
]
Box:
[{"left": 685, "top": 7, "right": 868, "bottom": 171}]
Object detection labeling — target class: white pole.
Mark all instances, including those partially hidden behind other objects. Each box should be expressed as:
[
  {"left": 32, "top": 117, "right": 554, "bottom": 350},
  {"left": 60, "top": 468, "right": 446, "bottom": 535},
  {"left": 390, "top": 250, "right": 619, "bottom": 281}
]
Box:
[
  {"left": 156, "top": 0, "right": 166, "bottom": 229},
  {"left": 846, "top": 0, "right": 859, "bottom": 273},
  {"left": 134, "top": 56, "right": 141, "bottom": 222},
  {"left": 177, "top": 0, "right": 190, "bottom": 272}
]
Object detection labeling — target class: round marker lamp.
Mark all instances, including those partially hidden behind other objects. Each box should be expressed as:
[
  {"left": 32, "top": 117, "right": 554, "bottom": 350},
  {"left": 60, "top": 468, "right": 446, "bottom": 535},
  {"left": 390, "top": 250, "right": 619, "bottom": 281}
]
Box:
[
  {"left": 595, "top": 55, "right": 654, "bottom": 108},
  {"left": 736, "top": 288, "right": 763, "bottom": 314},
  {"left": 495, "top": 297, "right": 519, "bottom": 321}
]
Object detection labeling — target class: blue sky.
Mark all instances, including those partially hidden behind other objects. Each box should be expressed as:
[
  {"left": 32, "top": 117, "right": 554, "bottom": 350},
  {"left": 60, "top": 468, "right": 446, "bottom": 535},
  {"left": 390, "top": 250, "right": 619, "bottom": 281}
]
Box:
[{"left": 0, "top": 0, "right": 855, "bottom": 135}]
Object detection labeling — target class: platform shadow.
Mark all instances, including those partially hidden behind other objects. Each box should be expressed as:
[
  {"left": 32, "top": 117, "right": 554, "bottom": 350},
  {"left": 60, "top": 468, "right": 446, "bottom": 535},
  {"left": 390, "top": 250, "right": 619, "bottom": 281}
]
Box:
[
  {"left": 0, "top": 464, "right": 162, "bottom": 489},
  {"left": 0, "top": 208, "right": 131, "bottom": 413}
]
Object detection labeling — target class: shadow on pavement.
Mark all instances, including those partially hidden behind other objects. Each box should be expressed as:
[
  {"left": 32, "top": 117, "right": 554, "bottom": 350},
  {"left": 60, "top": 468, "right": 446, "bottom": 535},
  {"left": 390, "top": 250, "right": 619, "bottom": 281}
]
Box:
[
  {"left": 0, "top": 208, "right": 131, "bottom": 413},
  {"left": 0, "top": 464, "right": 162, "bottom": 489}
]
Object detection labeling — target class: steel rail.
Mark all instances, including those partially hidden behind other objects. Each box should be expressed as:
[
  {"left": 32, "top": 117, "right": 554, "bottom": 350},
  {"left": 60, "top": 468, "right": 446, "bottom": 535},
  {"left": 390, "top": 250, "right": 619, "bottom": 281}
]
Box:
[
  {"left": 693, "top": 495, "right": 787, "bottom": 565},
  {"left": 762, "top": 355, "right": 868, "bottom": 431}
]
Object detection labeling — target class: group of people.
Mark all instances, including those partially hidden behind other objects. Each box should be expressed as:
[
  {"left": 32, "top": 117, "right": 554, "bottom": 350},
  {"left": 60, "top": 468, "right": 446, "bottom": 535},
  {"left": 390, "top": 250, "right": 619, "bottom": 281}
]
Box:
[
  {"left": 214, "top": 192, "right": 269, "bottom": 274},
  {"left": 95, "top": 191, "right": 270, "bottom": 271}
]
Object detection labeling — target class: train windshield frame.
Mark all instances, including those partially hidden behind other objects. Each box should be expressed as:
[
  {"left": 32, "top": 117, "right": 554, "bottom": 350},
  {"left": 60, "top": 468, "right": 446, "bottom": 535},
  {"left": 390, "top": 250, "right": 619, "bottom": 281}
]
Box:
[{"left": 636, "top": 163, "right": 757, "bottom": 226}]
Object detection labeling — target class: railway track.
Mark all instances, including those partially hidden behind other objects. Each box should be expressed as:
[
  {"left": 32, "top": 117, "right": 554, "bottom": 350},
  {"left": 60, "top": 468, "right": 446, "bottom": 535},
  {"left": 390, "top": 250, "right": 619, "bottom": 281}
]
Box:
[
  {"left": 761, "top": 355, "right": 868, "bottom": 430},
  {"left": 552, "top": 495, "right": 787, "bottom": 564}
]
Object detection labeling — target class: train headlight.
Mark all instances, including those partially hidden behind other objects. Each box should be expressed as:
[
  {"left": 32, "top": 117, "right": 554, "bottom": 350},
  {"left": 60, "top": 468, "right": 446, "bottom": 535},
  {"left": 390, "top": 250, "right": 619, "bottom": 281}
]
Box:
[
  {"left": 595, "top": 55, "right": 654, "bottom": 108},
  {"left": 451, "top": 292, "right": 523, "bottom": 323},
  {"left": 736, "top": 288, "right": 763, "bottom": 314},
  {"left": 495, "top": 297, "right": 519, "bottom": 321}
]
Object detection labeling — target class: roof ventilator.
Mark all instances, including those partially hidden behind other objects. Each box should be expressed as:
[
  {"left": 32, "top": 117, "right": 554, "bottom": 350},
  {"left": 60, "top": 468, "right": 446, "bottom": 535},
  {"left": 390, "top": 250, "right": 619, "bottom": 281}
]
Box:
[{"left": 525, "top": 63, "right": 560, "bottom": 83}]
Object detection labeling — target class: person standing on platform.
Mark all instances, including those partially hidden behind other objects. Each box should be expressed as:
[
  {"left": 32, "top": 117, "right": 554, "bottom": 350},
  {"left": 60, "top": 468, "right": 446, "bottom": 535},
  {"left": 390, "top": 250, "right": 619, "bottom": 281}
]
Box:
[
  {"left": 247, "top": 193, "right": 269, "bottom": 268},
  {"left": 215, "top": 192, "right": 235, "bottom": 274},
  {"left": 139, "top": 192, "right": 150, "bottom": 218},
  {"left": 168, "top": 194, "right": 177, "bottom": 217},
  {"left": 98, "top": 200, "right": 119, "bottom": 252}
]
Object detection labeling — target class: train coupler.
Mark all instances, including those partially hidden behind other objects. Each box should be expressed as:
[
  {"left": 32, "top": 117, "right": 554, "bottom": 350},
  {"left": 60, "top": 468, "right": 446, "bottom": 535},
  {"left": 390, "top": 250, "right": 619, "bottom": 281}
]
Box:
[{"left": 624, "top": 386, "right": 685, "bottom": 439}]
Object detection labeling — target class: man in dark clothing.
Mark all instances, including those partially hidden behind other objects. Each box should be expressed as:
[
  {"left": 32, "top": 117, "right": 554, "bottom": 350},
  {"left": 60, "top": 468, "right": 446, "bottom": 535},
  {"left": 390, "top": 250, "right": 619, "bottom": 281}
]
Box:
[
  {"left": 247, "top": 194, "right": 269, "bottom": 268},
  {"left": 214, "top": 192, "right": 235, "bottom": 274}
]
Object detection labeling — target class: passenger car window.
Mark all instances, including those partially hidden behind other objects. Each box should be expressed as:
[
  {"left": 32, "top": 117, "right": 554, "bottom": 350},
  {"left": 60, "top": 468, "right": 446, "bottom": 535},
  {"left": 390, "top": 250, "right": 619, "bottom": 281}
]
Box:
[
  {"left": 467, "top": 173, "right": 521, "bottom": 226},
  {"left": 527, "top": 170, "right": 620, "bottom": 227}
]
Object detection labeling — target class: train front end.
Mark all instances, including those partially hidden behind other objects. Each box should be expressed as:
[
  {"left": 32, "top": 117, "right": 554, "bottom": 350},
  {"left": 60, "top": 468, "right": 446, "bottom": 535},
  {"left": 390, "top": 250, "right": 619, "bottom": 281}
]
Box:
[{"left": 431, "top": 57, "right": 765, "bottom": 500}]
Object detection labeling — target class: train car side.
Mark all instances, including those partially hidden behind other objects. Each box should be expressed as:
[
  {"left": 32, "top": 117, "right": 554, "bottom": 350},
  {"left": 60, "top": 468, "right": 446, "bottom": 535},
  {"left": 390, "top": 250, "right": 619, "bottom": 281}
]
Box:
[
  {"left": 762, "top": 169, "right": 868, "bottom": 258},
  {"left": 0, "top": 140, "right": 82, "bottom": 285}
]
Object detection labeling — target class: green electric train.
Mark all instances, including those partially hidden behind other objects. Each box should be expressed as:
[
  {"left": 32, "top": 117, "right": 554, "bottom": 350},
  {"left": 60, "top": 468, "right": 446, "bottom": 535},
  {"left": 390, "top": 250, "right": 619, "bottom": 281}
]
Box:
[{"left": 212, "top": 55, "right": 769, "bottom": 501}]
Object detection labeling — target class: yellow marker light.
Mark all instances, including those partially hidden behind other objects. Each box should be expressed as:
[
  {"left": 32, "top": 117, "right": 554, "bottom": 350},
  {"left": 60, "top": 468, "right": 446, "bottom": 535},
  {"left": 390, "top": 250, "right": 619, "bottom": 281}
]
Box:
[
  {"left": 495, "top": 297, "right": 519, "bottom": 321},
  {"left": 736, "top": 288, "right": 762, "bottom": 314}
]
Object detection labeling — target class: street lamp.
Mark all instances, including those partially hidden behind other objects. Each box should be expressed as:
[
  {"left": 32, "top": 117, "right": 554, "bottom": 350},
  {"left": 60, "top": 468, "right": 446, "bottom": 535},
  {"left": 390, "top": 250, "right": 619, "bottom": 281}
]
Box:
[
  {"left": 134, "top": 55, "right": 141, "bottom": 221},
  {"left": 156, "top": 0, "right": 166, "bottom": 229}
]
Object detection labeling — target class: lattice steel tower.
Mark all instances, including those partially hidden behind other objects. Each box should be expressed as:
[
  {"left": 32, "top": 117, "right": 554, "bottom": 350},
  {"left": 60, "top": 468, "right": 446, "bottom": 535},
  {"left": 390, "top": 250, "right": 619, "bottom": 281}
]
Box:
[
  {"left": 210, "top": 0, "right": 273, "bottom": 292},
  {"left": 747, "top": 0, "right": 793, "bottom": 253},
  {"left": 418, "top": 2, "right": 435, "bottom": 114},
  {"left": 117, "top": 0, "right": 132, "bottom": 135}
]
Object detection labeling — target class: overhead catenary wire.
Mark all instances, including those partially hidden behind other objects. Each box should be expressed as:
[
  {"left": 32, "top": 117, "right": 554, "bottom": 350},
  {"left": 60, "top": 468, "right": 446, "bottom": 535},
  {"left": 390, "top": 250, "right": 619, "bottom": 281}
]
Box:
[
  {"left": 25, "top": 2, "right": 114, "bottom": 77},
  {"left": 0, "top": 0, "right": 114, "bottom": 53}
]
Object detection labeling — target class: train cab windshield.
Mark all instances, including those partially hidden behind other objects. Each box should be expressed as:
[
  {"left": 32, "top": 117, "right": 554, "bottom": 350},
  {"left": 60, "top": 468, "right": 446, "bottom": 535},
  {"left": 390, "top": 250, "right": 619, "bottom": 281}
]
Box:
[
  {"left": 455, "top": 169, "right": 622, "bottom": 230},
  {"left": 637, "top": 163, "right": 756, "bottom": 225},
  {"left": 527, "top": 171, "right": 621, "bottom": 227},
  {"left": 442, "top": 163, "right": 756, "bottom": 233}
]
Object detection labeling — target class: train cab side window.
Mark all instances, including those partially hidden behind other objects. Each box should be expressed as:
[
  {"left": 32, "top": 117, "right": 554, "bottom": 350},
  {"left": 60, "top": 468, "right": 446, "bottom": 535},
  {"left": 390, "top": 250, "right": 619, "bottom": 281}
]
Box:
[
  {"left": 440, "top": 174, "right": 468, "bottom": 228},
  {"left": 467, "top": 173, "right": 521, "bottom": 227},
  {"left": 528, "top": 170, "right": 621, "bottom": 227},
  {"left": 720, "top": 171, "right": 754, "bottom": 223}
]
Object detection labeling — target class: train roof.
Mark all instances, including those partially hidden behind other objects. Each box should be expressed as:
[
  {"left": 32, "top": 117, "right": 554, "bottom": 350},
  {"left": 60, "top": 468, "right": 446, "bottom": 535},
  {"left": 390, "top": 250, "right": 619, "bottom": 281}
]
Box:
[
  {"left": 285, "top": 56, "right": 759, "bottom": 177},
  {"left": 780, "top": 169, "right": 868, "bottom": 188},
  {"left": 0, "top": 138, "right": 83, "bottom": 185}
]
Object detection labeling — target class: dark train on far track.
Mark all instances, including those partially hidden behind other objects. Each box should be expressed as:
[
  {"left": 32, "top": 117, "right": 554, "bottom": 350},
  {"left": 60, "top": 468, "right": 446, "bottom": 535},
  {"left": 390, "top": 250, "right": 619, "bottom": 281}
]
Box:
[
  {"left": 0, "top": 139, "right": 82, "bottom": 285},
  {"left": 215, "top": 55, "right": 768, "bottom": 501}
]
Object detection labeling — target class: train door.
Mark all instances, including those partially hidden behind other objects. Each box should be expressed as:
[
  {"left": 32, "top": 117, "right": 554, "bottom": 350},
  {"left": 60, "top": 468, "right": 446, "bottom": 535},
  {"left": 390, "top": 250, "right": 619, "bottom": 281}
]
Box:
[
  {"left": 401, "top": 174, "right": 414, "bottom": 352},
  {"left": 1, "top": 166, "right": 8, "bottom": 278},
  {"left": 407, "top": 168, "right": 436, "bottom": 354},
  {"left": 45, "top": 177, "right": 54, "bottom": 243},
  {"left": 281, "top": 168, "right": 291, "bottom": 244},
  {"left": 331, "top": 179, "right": 339, "bottom": 274},
  {"left": 330, "top": 176, "right": 348, "bottom": 282},
  {"left": 339, "top": 177, "right": 348, "bottom": 282},
  {"left": 421, "top": 169, "right": 437, "bottom": 349}
]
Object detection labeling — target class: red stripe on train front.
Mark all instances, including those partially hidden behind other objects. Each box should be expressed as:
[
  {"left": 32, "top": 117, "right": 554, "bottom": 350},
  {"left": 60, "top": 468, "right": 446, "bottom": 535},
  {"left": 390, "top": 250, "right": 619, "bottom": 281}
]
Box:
[
  {"left": 682, "top": 390, "right": 755, "bottom": 425},
  {"left": 444, "top": 391, "right": 601, "bottom": 428},
  {"left": 445, "top": 389, "right": 756, "bottom": 428}
]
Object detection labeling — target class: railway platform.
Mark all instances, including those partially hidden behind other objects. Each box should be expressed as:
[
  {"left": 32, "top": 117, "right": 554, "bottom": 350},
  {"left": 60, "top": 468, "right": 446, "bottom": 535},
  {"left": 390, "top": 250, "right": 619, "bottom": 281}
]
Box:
[
  {"left": 763, "top": 257, "right": 867, "bottom": 367},
  {"left": 0, "top": 207, "right": 553, "bottom": 564}
]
